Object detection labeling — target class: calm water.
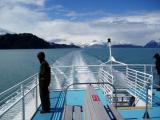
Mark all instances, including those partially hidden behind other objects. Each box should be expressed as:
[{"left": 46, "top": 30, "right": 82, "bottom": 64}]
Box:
[
  {"left": 0, "top": 48, "right": 77, "bottom": 92},
  {"left": 0, "top": 48, "right": 159, "bottom": 93}
]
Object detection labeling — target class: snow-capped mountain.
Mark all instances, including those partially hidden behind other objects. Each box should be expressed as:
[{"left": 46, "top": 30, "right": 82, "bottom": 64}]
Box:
[
  {"left": 0, "top": 28, "right": 12, "bottom": 35},
  {"left": 144, "top": 40, "right": 160, "bottom": 48},
  {"left": 85, "top": 40, "right": 160, "bottom": 48},
  {"left": 86, "top": 41, "right": 107, "bottom": 48}
]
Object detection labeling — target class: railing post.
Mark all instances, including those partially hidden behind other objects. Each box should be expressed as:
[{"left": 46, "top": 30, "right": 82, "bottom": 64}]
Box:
[
  {"left": 126, "top": 65, "right": 128, "bottom": 81},
  {"left": 151, "top": 76, "right": 153, "bottom": 107},
  {"left": 98, "top": 66, "right": 101, "bottom": 83},
  {"left": 72, "top": 65, "right": 75, "bottom": 85},
  {"left": 135, "top": 71, "right": 137, "bottom": 96},
  {"left": 151, "top": 65, "right": 153, "bottom": 76},
  {"left": 144, "top": 64, "right": 146, "bottom": 82},
  {"left": 144, "top": 64, "right": 146, "bottom": 73},
  {"left": 35, "top": 76, "right": 38, "bottom": 110},
  {"left": 150, "top": 65, "right": 154, "bottom": 88},
  {"left": 21, "top": 84, "right": 25, "bottom": 120},
  {"left": 143, "top": 85, "right": 150, "bottom": 119}
]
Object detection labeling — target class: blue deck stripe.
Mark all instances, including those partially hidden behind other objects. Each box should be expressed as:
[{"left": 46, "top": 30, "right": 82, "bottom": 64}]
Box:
[
  {"left": 31, "top": 91, "right": 64, "bottom": 120},
  {"left": 32, "top": 89, "right": 160, "bottom": 120},
  {"left": 51, "top": 91, "right": 65, "bottom": 120}
]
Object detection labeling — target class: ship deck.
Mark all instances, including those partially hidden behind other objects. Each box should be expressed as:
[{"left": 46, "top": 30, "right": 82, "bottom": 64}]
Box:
[
  {"left": 119, "top": 89, "right": 160, "bottom": 120},
  {"left": 31, "top": 89, "right": 160, "bottom": 120}
]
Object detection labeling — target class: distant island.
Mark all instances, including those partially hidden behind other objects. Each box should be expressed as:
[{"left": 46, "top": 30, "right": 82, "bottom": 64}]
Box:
[{"left": 0, "top": 33, "right": 79, "bottom": 49}]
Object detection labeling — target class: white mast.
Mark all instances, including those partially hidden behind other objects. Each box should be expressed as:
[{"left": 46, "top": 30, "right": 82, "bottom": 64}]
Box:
[
  {"left": 107, "top": 38, "right": 116, "bottom": 62},
  {"left": 105, "top": 38, "right": 126, "bottom": 65}
]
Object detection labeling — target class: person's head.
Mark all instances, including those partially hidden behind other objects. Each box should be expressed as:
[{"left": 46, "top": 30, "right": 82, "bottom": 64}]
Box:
[
  {"left": 154, "top": 53, "right": 160, "bottom": 59},
  {"left": 37, "top": 52, "right": 45, "bottom": 63}
]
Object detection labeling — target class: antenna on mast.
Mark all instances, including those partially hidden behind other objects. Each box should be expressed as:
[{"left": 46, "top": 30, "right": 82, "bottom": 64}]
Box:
[{"left": 107, "top": 38, "right": 116, "bottom": 62}]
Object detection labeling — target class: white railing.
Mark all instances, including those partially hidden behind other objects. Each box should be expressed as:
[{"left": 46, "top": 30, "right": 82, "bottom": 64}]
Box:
[
  {"left": 51, "top": 64, "right": 154, "bottom": 106},
  {"left": 0, "top": 74, "right": 40, "bottom": 120},
  {"left": 97, "top": 64, "right": 153, "bottom": 106},
  {"left": 0, "top": 64, "right": 156, "bottom": 120},
  {"left": 98, "top": 67, "right": 114, "bottom": 102},
  {"left": 126, "top": 67, "right": 153, "bottom": 106}
]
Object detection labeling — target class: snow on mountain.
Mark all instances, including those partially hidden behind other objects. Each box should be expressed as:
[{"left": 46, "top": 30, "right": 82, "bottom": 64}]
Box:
[
  {"left": 86, "top": 40, "right": 160, "bottom": 48},
  {"left": 0, "top": 28, "right": 12, "bottom": 35},
  {"left": 86, "top": 41, "right": 107, "bottom": 48}
]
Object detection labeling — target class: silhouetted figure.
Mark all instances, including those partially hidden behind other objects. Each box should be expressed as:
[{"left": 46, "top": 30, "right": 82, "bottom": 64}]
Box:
[
  {"left": 37, "top": 52, "right": 51, "bottom": 113},
  {"left": 154, "top": 53, "right": 160, "bottom": 91},
  {"left": 128, "top": 96, "right": 135, "bottom": 107}
]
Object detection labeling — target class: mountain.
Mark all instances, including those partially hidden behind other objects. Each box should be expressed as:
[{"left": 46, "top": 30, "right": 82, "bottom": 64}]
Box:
[
  {"left": 50, "top": 42, "right": 80, "bottom": 48},
  {"left": 86, "top": 42, "right": 142, "bottom": 48},
  {"left": 144, "top": 40, "right": 160, "bottom": 48},
  {"left": 0, "top": 28, "right": 12, "bottom": 35},
  {"left": 0, "top": 33, "right": 80, "bottom": 49},
  {"left": 86, "top": 41, "right": 107, "bottom": 48},
  {"left": 86, "top": 40, "right": 160, "bottom": 48},
  {"left": 112, "top": 44, "right": 142, "bottom": 48}
]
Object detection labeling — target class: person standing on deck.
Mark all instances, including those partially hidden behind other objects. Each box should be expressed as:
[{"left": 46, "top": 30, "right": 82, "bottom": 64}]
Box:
[
  {"left": 37, "top": 52, "right": 51, "bottom": 113},
  {"left": 154, "top": 53, "right": 160, "bottom": 91}
]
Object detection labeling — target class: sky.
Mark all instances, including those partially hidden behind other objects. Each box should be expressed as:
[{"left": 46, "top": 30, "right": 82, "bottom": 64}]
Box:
[{"left": 0, "top": 0, "right": 160, "bottom": 45}]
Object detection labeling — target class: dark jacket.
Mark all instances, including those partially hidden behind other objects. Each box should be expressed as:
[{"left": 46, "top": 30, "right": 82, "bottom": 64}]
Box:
[
  {"left": 155, "top": 57, "right": 160, "bottom": 75},
  {"left": 39, "top": 60, "right": 51, "bottom": 86}
]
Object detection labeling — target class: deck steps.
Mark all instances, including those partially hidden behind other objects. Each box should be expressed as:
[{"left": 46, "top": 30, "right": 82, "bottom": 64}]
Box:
[
  {"left": 111, "top": 91, "right": 135, "bottom": 107},
  {"left": 63, "top": 105, "right": 72, "bottom": 120},
  {"left": 63, "top": 105, "right": 124, "bottom": 120},
  {"left": 63, "top": 106, "right": 82, "bottom": 120},
  {"left": 74, "top": 106, "right": 82, "bottom": 120},
  {"left": 63, "top": 85, "right": 124, "bottom": 120}
]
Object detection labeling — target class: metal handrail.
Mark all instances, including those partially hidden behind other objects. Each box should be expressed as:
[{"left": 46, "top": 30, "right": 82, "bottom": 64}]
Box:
[
  {"left": 0, "top": 74, "right": 39, "bottom": 120},
  {"left": 0, "top": 83, "right": 39, "bottom": 118},
  {"left": 127, "top": 68, "right": 152, "bottom": 77},
  {"left": 63, "top": 82, "right": 117, "bottom": 108},
  {"left": 0, "top": 64, "right": 156, "bottom": 119},
  {"left": 52, "top": 64, "right": 155, "bottom": 68},
  {"left": 51, "top": 64, "right": 155, "bottom": 106},
  {"left": 126, "top": 67, "right": 153, "bottom": 106},
  {"left": 0, "top": 73, "right": 38, "bottom": 96}
]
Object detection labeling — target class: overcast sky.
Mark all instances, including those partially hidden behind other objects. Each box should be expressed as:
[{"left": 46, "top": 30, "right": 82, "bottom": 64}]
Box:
[{"left": 0, "top": 0, "right": 160, "bottom": 45}]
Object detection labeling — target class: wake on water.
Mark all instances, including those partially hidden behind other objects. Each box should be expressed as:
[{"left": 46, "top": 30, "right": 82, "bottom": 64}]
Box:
[
  {"left": 50, "top": 50, "right": 128, "bottom": 89},
  {"left": 51, "top": 50, "right": 102, "bottom": 89}
]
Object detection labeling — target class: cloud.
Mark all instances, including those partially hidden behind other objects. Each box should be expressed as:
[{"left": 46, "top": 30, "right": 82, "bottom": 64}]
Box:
[
  {"left": 66, "top": 11, "right": 77, "bottom": 17},
  {"left": 0, "top": 1, "right": 160, "bottom": 45},
  {"left": 0, "top": 0, "right": 45, "bottom": 6},
  {"left": 31, "top": 12, "right": 160, "bottom": 45},
  {"left": 65, "top": 10, "right": 109, "bottom": 21},
  {"left": 0, "top": 0, "right": 47, "bottom": 33},
  {"left": 35, "top": 0, "right": 45, "bottom": 6},
  {"left": 90, "top": 13, "right": 160, "bottom": 45}
]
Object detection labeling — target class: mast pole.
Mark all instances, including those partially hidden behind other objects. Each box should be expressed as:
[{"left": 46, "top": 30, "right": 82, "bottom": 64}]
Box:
[{"left": 108, "top": 38, "right": 112, "bottom": 60}]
